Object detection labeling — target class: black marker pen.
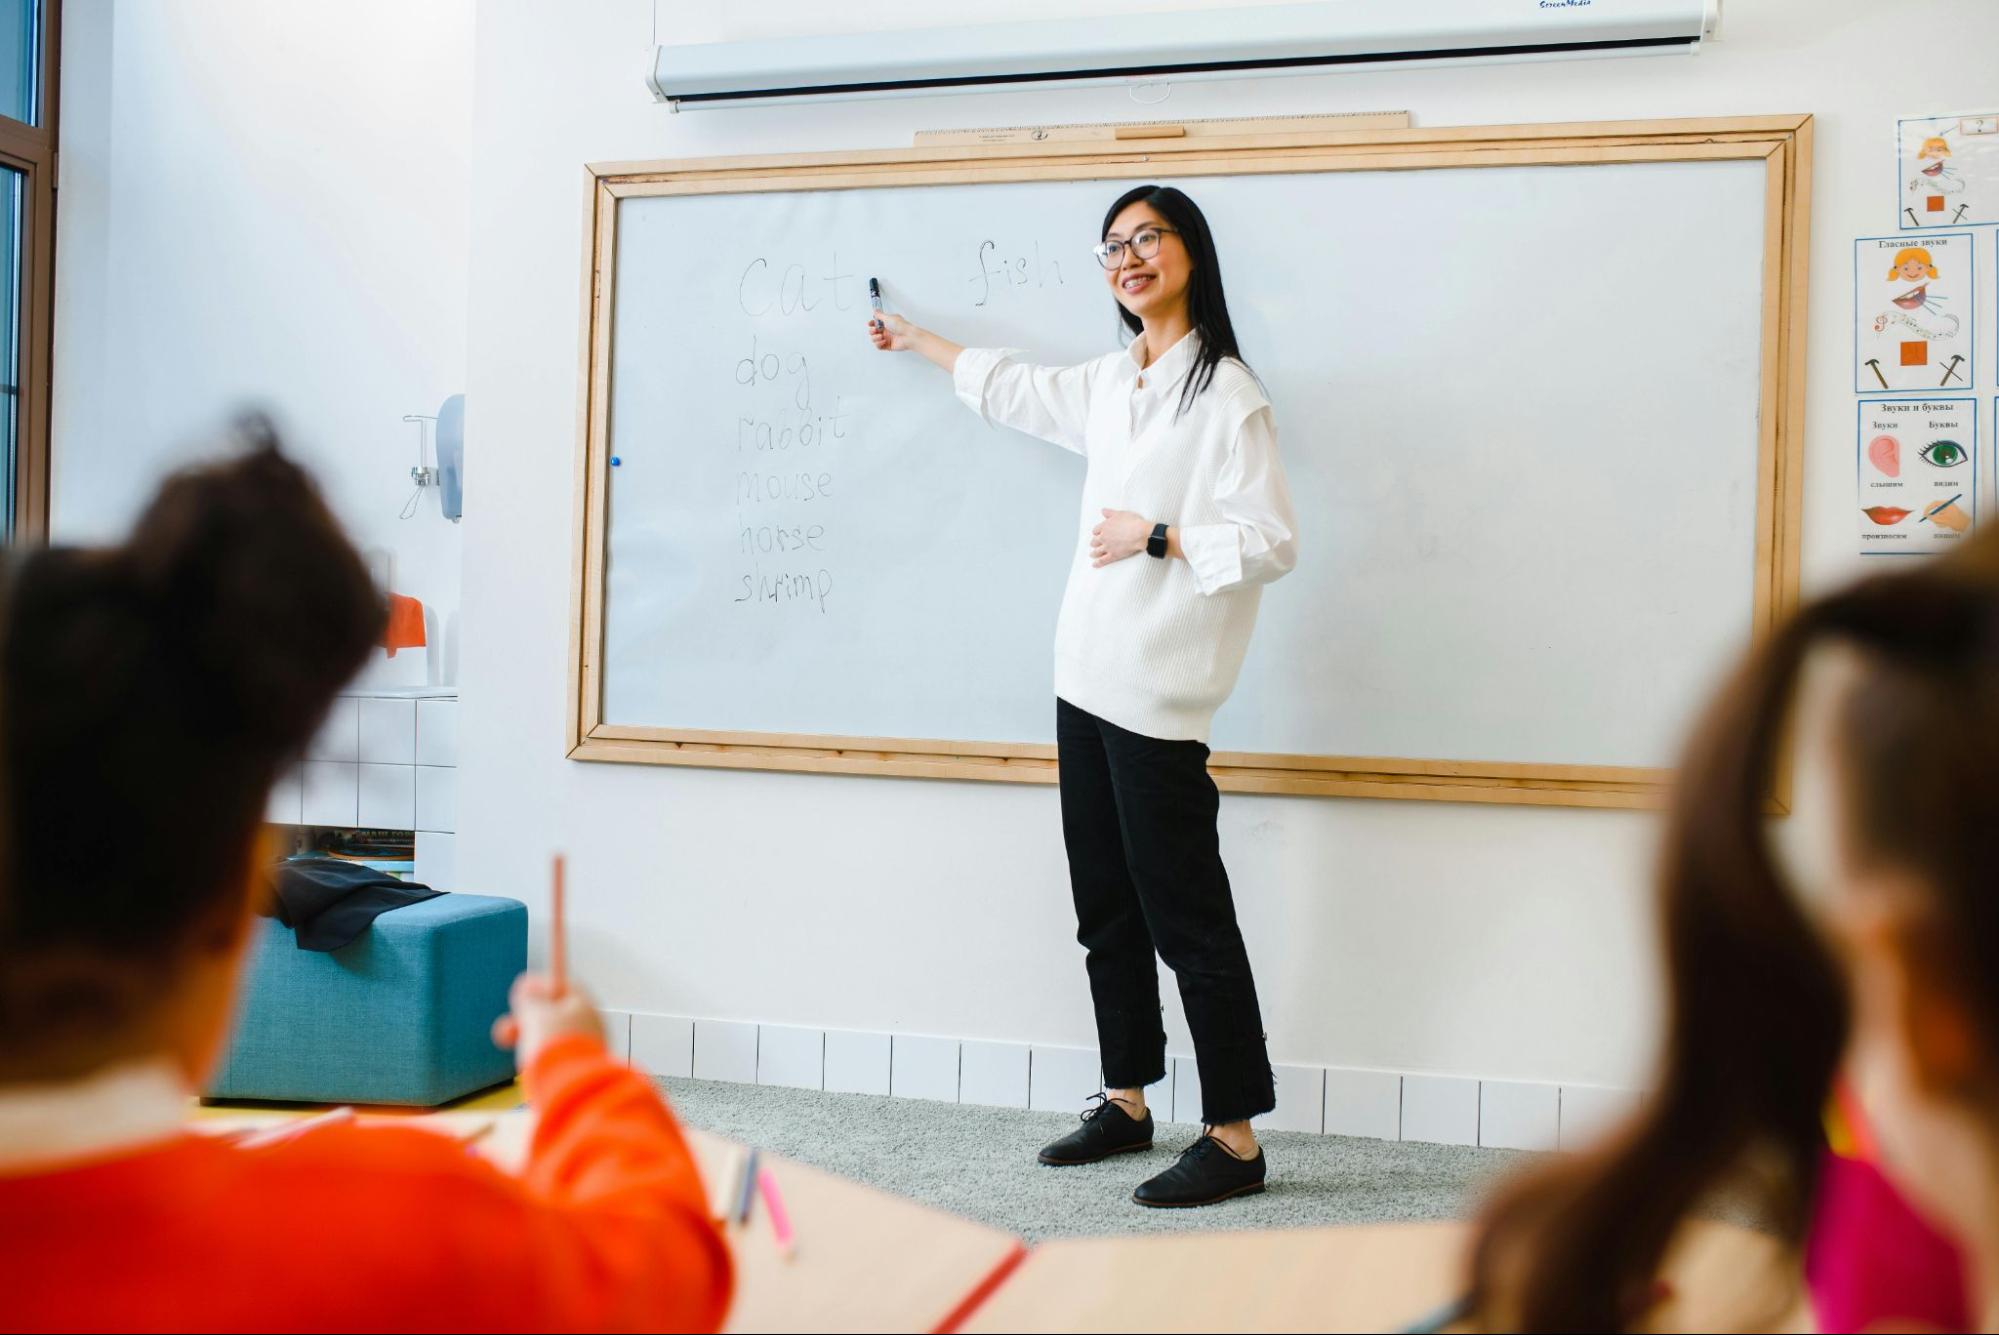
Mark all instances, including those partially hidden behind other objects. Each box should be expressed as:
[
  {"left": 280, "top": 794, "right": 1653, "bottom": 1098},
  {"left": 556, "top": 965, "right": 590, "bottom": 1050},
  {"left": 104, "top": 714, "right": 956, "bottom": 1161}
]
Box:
[{"left": 868, "top": 277, "right": 884, "bottom": 331}]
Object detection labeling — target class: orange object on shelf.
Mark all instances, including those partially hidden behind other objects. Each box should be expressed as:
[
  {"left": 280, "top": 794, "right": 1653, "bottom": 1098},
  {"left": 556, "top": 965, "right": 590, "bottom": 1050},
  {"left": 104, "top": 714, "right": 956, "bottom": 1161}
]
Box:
[{"left": 382, "top": 593, "right": 426, "bottom": 658}]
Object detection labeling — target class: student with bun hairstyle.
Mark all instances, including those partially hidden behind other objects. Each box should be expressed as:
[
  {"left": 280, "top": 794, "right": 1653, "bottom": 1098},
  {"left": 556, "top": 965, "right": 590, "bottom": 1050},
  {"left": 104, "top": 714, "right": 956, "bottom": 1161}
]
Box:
[
  {"left": 0, "top": 428, "right": 731, "bottom": 1333},
  {"left": 1467, "top": 530, "right": 1999, "bottom": 1331}
]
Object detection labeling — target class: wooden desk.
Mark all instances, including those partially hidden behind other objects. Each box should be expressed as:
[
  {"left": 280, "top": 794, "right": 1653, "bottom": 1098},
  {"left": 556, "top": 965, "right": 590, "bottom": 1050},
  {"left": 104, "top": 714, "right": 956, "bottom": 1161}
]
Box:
[
  {"left": 684, "top": 1128, "right": 1024, "bottom": 1334},
  {"left": 959, "top": 1218, "right": 1809, "bottom": 1334},
  {"left": 196, "top": 1108, "right": 1805, "bottom": 1333},
  {"left": 455, "top": 1108, "right": 1025, "bottom": 1334}
]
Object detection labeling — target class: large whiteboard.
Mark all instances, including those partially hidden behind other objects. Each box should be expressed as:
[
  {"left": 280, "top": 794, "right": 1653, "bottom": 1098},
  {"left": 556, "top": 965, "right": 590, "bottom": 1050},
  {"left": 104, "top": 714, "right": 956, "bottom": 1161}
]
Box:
[{"left": 575, "top": 122, "right": 1810, "bottom": 803}]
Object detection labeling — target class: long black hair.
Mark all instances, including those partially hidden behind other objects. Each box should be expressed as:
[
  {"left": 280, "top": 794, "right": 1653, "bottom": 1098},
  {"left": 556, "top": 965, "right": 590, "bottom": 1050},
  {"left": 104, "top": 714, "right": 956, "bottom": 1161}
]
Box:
[
  {"left": 0, "top": 421, "right": 384, "bottom": 1078},
  {"left": 1469, "top": 524, "right": 1999, "bottom": 1330},
  {"left": 1101, "top": 184, "right": 1248, "bottom": 420}
]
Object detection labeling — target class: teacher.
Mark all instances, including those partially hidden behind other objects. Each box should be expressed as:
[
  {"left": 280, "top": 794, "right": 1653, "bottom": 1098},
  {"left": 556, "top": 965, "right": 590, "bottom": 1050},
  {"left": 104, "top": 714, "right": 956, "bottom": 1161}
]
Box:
[{"left": 867, "top": 184, "right": 1297, "bottom": 1209}]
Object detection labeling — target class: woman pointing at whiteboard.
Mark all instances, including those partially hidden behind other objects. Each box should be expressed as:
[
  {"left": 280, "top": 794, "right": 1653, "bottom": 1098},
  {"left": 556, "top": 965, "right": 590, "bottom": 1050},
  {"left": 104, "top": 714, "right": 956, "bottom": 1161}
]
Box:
[{"left": 867, "top": 185, "right": 1297, "bottom": 1209}]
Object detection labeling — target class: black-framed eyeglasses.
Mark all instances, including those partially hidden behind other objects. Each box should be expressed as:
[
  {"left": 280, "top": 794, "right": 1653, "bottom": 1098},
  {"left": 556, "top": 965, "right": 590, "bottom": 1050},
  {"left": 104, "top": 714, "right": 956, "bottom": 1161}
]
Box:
[{"left": 1093, "top": 226, "right": 1177, "bottom": 270}]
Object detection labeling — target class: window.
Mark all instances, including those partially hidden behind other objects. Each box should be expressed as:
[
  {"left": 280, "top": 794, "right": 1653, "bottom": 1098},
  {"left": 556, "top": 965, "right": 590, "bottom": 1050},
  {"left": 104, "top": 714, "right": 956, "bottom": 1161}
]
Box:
[{"left": 0, "top": 0, "right": 54, "bottom": 539}]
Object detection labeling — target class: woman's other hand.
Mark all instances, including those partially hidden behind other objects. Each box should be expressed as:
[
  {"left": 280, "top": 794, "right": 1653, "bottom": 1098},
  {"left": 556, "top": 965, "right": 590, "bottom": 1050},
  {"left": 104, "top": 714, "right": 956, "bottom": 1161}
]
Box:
[{"left": 1091, "top": 509, "right": 1153, "bottom": 567}]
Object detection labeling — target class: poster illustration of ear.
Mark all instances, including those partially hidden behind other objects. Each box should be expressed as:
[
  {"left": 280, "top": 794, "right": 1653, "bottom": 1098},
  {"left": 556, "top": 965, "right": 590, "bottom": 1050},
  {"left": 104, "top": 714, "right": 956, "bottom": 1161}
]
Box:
[
  {"left": 1898, "top": 114, "right": 1999, "bottom": 228},
  {"left": 1855, "top": 233, "right": 1975, "bottom": 393},
  {"left": 1857, "top": 398, "right": 1977, "bottom": 556}
]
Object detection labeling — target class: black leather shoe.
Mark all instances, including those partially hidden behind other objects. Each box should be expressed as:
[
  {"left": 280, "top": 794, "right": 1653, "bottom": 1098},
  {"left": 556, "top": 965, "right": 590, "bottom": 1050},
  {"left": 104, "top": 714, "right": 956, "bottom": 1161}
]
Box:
[
  {"left": 1132, "top": 1133, "right": 1267, "bottom": 1207},
  {"left": 1037, "top": 1094, "right": 1154, "bottom": 1165}
]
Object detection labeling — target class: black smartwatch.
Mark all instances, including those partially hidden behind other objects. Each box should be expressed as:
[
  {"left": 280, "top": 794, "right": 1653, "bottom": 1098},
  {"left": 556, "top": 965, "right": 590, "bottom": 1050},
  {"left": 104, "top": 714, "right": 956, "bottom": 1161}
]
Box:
[{"left": 1146, "top": 522, "right": 1169, "bottom": 559}]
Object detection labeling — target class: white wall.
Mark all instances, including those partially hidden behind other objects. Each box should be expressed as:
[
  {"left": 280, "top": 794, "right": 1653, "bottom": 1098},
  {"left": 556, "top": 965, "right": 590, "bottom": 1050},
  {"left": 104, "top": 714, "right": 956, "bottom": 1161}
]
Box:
[
  {"left": 52, "top": 0, "right": 472, "bottom": 687},
  {"left": 489, "top": 0, "right": 1984, "bottom": 1088}
]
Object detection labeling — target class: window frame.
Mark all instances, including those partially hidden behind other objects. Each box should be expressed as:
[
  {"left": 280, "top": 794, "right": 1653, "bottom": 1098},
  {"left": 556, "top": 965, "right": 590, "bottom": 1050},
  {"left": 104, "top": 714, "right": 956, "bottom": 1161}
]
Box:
[{"left": 0, "top": 0, "right": 57, "bottom": 539}]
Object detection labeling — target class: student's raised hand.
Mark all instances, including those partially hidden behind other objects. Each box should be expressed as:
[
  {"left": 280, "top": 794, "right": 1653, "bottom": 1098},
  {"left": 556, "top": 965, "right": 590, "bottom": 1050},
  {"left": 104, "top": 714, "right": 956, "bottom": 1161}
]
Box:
[
  {"left": 491, "top": 972, "right": 606, "bottom": 1070},
  {"left": 1091, "top": 509, "right": 1153, "bottom": 567},
  {"left": 866, "top": 312, "right": 916, "bottom": 352}
]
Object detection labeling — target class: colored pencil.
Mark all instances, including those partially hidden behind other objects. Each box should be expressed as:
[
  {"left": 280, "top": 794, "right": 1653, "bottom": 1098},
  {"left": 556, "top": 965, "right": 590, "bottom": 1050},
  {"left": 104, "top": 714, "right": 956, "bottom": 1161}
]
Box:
[
  {"left": 758, "top": 1166, "right": 795, "bottom": 1259},
  {"left": 550, "top": 853, "right": 567, "bottom": 997},
  {"left": 736, "top": 1147, "right": 760, "bottom": 1224},
  {"left": 716, "top": 1147, "right": 748, "bottom": 1223},
  {"left": 235, "top": 1106, "right": 356, "bottom": 1149}
]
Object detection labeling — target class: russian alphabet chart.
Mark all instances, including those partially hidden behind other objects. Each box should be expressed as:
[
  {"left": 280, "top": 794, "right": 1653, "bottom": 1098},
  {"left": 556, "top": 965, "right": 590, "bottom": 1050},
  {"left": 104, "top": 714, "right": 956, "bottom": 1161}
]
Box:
[{"left": 1857, "top": 397, "right": 1977, "bottom": 556}]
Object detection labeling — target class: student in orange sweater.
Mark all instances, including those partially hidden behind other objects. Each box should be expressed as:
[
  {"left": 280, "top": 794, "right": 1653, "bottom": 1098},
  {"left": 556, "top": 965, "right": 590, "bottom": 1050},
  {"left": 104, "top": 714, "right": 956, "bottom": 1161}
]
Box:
[{"left": 0, "top": 431, "right": 732, "bottom": 1333}]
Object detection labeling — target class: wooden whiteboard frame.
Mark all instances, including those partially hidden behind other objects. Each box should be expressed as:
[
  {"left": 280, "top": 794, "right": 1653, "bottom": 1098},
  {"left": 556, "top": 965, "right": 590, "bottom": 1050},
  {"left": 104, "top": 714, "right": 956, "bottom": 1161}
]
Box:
[{"left": 567, "top": 115, "right": 1812, "bottom": 812}]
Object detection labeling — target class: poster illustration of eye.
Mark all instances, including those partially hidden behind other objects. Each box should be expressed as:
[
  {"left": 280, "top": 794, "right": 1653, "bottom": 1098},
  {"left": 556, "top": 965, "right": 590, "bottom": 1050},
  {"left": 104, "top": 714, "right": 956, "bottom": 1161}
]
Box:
[
  {"left": 1857, "top": 397, "right": 1977, "bottom": 556},
  {"left": 1897, "top": 114, "right": 1999, "bottom": 228},
  {"left": 1854, "top": 233, "right": 1974, "bottom": 393}
]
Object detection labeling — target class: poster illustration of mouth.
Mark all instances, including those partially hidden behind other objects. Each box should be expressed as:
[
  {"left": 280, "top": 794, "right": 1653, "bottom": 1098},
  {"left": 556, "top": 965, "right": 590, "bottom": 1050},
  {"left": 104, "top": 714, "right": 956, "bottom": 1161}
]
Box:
[
  {"left": 1857, "top": 397, "right": 1978, "bottom": 557},
  {"left": 1898, "top": 114, "right": 1998, "bottom": 228},
  {"left": 1855, "top": 233, "right": 1975, "bottom": 393}
]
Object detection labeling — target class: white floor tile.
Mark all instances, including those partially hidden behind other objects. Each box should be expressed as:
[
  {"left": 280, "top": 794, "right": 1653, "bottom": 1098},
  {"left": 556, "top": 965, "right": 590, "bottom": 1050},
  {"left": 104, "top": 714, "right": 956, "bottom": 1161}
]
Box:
[
  {"left": 265, "top": 768, "right": 303, "bottom": 825},
  {"left": 1028, "top": 1046, "right": 1103, "bottom": 1113},
  {"left": 890, "top": 1035, "right": 960, "bottom": 1103},
  {"left": 300, "top": 761, "right": 358, "bottom": 827},
  {"left": 357, "top": 762, "right": 416, "bottom": 829},
  {"left": 1171, "top": 1056, "right": 1204, "bottom": 1125},
  {"left": 823, "top": 1030, "right": 891, "bottom": 1096},
  {"left": 756, "top": 1025, "right": 824, "bottom": 1090},
  {"left": 691, "top": 1019, "right": 757, "bottom": 1083},
  {"left": 959, "top": 1040, "right": 1030, "bottom": 1109},
  {"left": 597, "top": 1010, "right": 633, "bottom": 1063},
  {"left": 1325, "top": 1068, "right": 1403, "bottom": 1141},
  {"left": 414, "top": 832, "right": 456, "bottom": 891},
  {"left": 632, "top": 1013, "right": 694, "bottom": 1078},
  {"left": 1401, "top": 1074, "right": 1479, "bottom": 1146},
  {"left": 1263, "top": 1064, "right": 1326, "bottom": 1134},
  {"left": 1480, "top": 1080, "right": 1560, "bottom": 1151},
  {"left": 1559, "top": 1085, "right": 1643, "bottom": 1150}
]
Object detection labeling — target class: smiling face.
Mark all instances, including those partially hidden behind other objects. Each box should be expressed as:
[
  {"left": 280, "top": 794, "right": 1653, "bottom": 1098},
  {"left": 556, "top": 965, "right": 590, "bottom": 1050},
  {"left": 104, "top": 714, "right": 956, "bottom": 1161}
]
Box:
[
  {"left": 1102, "top": 201, "right": 1191, "bottom": 325},
  {"left": 1897, "top": 258, "right": 1932, "bottom": 283}
]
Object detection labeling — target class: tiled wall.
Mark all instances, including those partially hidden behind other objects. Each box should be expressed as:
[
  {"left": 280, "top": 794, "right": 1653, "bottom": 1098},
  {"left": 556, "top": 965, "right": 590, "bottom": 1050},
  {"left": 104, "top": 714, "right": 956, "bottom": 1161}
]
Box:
[
  {"left": 599, "top": 1010, "right": 1642, "bottom": 1152},
  {"left": 266, "top": 692, "right": 458, "bottom": 889}
]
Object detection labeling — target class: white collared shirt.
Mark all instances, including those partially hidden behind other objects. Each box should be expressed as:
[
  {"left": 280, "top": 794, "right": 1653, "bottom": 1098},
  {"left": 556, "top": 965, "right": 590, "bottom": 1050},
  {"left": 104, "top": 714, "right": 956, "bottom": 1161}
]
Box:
[
  {"left": 0, "top": 1058, "right": 189, "bottom": 1174},
  {"left": 954, "top": 332, "right": 1298, "bottom": 741}
]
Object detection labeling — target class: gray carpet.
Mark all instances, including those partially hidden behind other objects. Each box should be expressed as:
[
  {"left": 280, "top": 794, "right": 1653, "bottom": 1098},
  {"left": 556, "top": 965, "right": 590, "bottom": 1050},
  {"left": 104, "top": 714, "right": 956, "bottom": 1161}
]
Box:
[{"left": 659, "top": 1077, "right": 1528, "bottom": 1242}]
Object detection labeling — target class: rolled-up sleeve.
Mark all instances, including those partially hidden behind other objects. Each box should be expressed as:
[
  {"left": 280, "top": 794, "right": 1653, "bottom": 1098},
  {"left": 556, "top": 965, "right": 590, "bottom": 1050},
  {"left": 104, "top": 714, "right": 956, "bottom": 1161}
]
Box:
[
  {"left": 952, "top": 347, "right": 1094, "bottom": 456},
  {"left": 1178, "top": 402, "right": 1298, "bottom": 596}
]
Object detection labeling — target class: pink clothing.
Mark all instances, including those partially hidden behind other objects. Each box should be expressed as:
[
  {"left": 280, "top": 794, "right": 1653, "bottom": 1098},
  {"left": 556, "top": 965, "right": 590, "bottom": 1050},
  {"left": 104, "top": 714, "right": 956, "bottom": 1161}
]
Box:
[{"left": 1804, "top": 1147, "right": 1968, "bottom": 1333}]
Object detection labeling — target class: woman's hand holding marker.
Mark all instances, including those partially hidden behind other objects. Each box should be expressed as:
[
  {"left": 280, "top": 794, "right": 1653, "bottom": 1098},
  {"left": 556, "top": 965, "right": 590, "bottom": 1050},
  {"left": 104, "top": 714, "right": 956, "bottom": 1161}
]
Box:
[
  {"left": 866, "top": 311, "right": 915, "bottom": 352},
  {"left": 861, "top": 285, "right": 967, "bottom": 373},
  {"left": 1091, "top": 509, "right": 1156, "bottom": 567}
]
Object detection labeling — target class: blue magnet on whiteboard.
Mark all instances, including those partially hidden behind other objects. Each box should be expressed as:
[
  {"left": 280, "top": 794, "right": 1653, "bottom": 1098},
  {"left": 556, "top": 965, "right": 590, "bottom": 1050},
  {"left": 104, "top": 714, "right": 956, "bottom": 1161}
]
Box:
[{"left": 610, "top": 456, "right": 622, "bottom": 467}]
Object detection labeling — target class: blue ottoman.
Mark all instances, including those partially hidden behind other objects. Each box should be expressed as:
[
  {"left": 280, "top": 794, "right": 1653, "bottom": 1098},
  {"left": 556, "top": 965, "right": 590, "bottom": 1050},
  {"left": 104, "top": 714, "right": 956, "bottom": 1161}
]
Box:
[{"left": 207, "top": 893, "right": 526, "bottom": 1106}]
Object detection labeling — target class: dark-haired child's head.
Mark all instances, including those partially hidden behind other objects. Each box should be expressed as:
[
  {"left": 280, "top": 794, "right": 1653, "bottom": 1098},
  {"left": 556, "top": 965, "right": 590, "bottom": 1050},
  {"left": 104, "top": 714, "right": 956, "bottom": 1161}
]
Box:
[
  {"left": 0, "top": 428, "right": 383, "bottom": 1083},
  {"left": 1808, "top": 547, "right": 1999, "bottom": 1257},
  {"left": 1472, "top": 527, "right": 1999, "bottom": 1330}
]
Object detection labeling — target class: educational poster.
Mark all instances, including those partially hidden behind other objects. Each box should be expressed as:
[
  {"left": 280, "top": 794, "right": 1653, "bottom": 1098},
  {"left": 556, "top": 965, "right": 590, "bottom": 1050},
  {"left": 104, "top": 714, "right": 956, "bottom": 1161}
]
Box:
[
  {"left": 1898, "top": 114, "right": 1999, "bottom": 229},
  {"left": 1854, "top": 233, "right": 1974, "bottom": 393},
  {"left": 1857, "top": 397, "right": 1977, "bottom": 556}
]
